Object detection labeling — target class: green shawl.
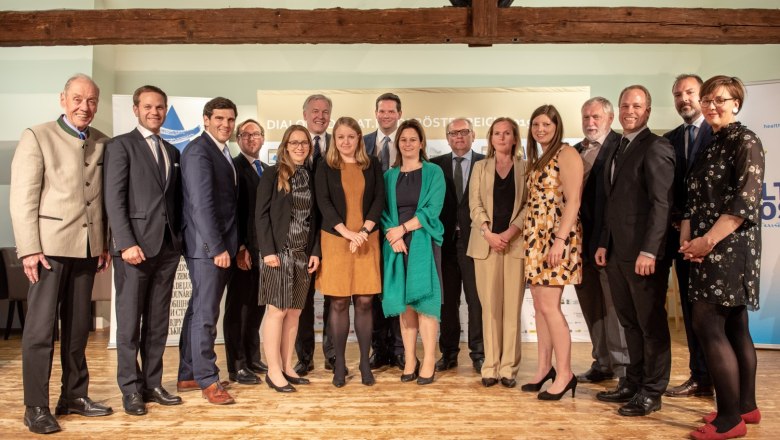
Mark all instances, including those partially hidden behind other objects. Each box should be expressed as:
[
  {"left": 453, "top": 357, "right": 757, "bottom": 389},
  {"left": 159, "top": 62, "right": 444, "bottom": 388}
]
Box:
[{"left": 381, "top": 161, "right": 445, "bottom": 320}]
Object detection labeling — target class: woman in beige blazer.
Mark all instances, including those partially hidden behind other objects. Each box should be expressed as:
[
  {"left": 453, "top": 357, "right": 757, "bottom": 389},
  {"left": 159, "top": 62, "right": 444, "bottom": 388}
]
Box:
[{"left": 467, "top": 117, "right": 527, "bottom": 388}]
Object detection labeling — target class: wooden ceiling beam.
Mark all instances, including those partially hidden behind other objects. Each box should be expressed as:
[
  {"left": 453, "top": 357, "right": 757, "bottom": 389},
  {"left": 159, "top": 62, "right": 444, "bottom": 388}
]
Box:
[{"left": 0, "top": 7, "right": 778, "bottom": 47}]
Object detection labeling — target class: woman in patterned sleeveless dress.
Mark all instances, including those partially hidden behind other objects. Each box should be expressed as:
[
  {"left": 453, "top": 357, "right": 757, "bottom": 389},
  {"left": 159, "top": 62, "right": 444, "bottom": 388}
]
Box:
[
  {"left": 256, "top": 125, "right": 321, "bottom": 393},
  {"left": 521, "top": 105, "right": 583, "bottom": 400}
]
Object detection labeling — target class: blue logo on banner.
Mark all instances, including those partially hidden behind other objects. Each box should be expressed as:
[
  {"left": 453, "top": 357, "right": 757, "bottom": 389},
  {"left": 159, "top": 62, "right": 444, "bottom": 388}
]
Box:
[{"left": 160, "top": 106, "right": 201, "bottom": 151}]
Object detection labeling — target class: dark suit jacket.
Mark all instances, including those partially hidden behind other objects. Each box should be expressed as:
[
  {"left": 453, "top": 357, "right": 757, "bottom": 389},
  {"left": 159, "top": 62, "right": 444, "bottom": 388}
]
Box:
[
  {"left": 574, "top": 130, "right": 620, "bottom": 263},
  {"left": 431, "top": 150, "right": 485, "bottom": 250},
  {"left": 181, "top": 132, "right": 238, "bottom": 259},
  {"left": 234, "top": 154, "right": 268, "bottom": 254},
  {"left": 600, "top": 127, "right": 675, "bottom": 262},
  {"left": 315, "top": 155, "right": 385, "bottom": 233},
  {"left": 255, "top": 165, "right": 321, "bottom": 259},
  {"left": 663, "top": 121, "right": 713, "bottom": 222},
  {"left": 364, "top": 131, "right": 378, "bottom": 157},
  {"left": 104, "top": 128, "right": 182, "bottom": 258}
]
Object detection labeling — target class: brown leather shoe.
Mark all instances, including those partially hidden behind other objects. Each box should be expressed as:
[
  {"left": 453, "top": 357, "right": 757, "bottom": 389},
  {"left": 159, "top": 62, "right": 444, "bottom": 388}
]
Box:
[
  {"left": 202, "top": 382, "right": 235, "bottom": 405},
  {"left": 177, "top": 379, "right": 231, "bottom": 392},
  {"left": 664, "top": 378, "right": 714, "bottom": 397}
]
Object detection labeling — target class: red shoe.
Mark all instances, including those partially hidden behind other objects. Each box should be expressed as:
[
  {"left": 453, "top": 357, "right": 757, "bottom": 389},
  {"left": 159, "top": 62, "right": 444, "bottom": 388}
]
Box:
[
  {"left": 690, "top": 421, "right": 747, "bottom": 440},
  {"left": 702, "top": 408, "right": 761, "bottom": 424}
]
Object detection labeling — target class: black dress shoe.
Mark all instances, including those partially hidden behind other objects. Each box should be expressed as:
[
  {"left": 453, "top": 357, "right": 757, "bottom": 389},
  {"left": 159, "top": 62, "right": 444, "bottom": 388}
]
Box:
[
  {"left": 417, "top": 372, "right": 435, "bottom": 385},
  {"left": 248, "top": 361, "right": 269, "bottom": 374},
  {"left": 293, "top": 360, "right": 314, "bottom": 377},
  {"left": 618, "top": 394, "right": 662, "bottom": 416},
  {"left": 142, "top": 387, "right": 182, "bottom": 405},
  {"left": 596, "top": 383, "right": 638, "bottom": 403},
  {"left": 664, "top": 377, "right": 714, "bottom": 397},
  {"left": 24, "top": 406, "right": 60, "bottom": 434},
  {"left": 283, "top": 372, "right": 311, "bottom": 385},
  {"left": 265, "top": 374, "right": 296, "bottom": 393},
  {"left": 230, "top": 368, "right": 260, "bottom": 385},
  {"left": 500, "top": 377, "right": 517, "bottom": 388},
  {"left": 369, "top": 351, "right": 389, "bottom": 370},
  {"left": 393, "top": 354, "right": 406, "bottom": 369},
  {"left": 54, "top": 396, "right": 113, "bottom": 417},
  {"left": 122, "top": 393, "right": 147, "bottom": 416},
  {"left": 472, "top": 358, "right": 484, "bottom": 374},
  {"left": 435, "top": 356, "right": 458, "bottom": 372},
  {"left": 577, "top": 367, "right": 615, "bottom": 383},
  {"left": 481, "top": 378, "right": 498, "bottom": 387}
]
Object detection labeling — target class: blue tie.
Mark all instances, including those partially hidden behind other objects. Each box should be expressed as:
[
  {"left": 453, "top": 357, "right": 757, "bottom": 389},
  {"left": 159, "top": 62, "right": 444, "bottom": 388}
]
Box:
[
  {"left": 686, "top": 125, "right": 697, "bottom": 166},
  {"left": 253, "top": 159, "right": 263, "bottom": 177},
  {"left": 381, "top": 136, "right": 391, "bottom": 171}
]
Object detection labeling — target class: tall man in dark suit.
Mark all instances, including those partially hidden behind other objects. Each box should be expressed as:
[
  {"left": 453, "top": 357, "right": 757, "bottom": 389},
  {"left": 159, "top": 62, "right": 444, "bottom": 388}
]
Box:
[
  {"left": 663, "top": 74, "right": 714, "bottom": 399},
  {"left": 11, "top": 73, "right": 113, "bottom": 434},
  {"left": 431, "top": 118, "right": 485, "bottom": 373},
  {"left": 363, "top": 93, "right": 406, "bottom": 370},
  {"left": 104, "top": 85, "right": 184, "bottom": 415},
  {"left": 573, "top": 97, "right": 630, "bottom": 384},
  {"left": 224, "top": 119, "right": 269, "bottom": 385},
  {"left": 295, "top": 94, "right": 334, "bottom": 375},
  {"left": 594, "top": 85, "right": 675, "bottom": 417},
  {"left": 177, "top": 97, "right": 239, "bottom": 405}
]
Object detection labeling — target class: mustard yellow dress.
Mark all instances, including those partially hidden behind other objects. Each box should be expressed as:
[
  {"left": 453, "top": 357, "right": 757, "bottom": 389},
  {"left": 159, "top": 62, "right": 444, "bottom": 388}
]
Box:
[
  {"left": 316, "top": 163, "right": 382, "bottom": 296},
  {"left": 523, "top": 149, "right": 582, "bottom": 285}
]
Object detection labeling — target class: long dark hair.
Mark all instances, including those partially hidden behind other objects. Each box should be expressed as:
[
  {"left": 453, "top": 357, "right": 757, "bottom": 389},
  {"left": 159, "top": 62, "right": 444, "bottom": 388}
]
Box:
[
  {"left": 526, "top": 105, "right": 564, "bottom": 173},
  {"left": 392, "top": 119, "right": 429, "bottom": 168}
]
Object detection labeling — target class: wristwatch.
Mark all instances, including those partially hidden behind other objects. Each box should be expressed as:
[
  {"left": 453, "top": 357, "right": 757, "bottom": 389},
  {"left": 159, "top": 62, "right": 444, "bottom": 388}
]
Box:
[{"left": 359, "top": 227, "right": 370, "bottom": 235}]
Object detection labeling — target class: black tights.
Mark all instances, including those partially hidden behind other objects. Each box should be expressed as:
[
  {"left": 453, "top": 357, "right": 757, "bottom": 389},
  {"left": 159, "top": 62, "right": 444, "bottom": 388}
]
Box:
[
  {"left": 329, "top": 295, "right": 374, "bottom": 381},
  {"left": 691, "top": 301, "right": 757, "bottom": 432}
]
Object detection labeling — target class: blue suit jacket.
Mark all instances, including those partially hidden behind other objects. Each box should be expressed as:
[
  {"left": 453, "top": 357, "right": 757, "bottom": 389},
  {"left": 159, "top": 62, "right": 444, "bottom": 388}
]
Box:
[
  {"left": 363, "top": 131, "right": 378, "bottom": 157},
  {"left": 663, "top": 121, "right": 713, "bottom": 222},
  {"left": 181, "top": 132, "right": 238, "bottom": 259}
]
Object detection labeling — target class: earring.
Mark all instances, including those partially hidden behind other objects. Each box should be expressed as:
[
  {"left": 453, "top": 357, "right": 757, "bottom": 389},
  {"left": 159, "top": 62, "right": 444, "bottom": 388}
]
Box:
[{"left": 732, "top": 107, "right": 739, "bottom": 114}]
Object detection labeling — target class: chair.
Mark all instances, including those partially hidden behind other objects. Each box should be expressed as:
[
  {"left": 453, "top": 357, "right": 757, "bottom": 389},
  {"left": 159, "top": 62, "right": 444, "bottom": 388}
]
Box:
[{"left": 1, "top": 247, "right": 28, "bottom": 339}]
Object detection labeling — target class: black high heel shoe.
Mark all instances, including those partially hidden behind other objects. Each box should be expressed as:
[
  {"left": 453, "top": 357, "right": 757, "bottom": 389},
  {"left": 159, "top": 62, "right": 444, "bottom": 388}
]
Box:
[
  {"left": 283, "top": 372, "right": 310, "bottom": 385},
  {"left": 265, "top": 374, "right": 296, "bottom": 393},
  {"left": 538, "top": 375, "right": 577, "bottom": 400},
  {"left": 417, "top": 371, "right": 435, "bottom": 385},
  {"left": 400, "top": 358, "right": 420, "bottom": 382},
  {"left": 521, "top": 367, "right": 557, "bottom": 392}
]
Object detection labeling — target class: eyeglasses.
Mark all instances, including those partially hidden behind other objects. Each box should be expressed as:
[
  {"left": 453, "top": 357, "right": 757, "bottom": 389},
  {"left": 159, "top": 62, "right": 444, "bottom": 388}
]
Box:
[
  {"left": 700, "top": 97, "right": 736, "bottom": 108},
  {"left": 447, "top": 129, "right": 472, "bottom": 137},
  {"left": 238, "top": 133, "right": 264, "bottom": 140},
  {"left": 287, "top": 140, "right": 310, "bottom": 148}
]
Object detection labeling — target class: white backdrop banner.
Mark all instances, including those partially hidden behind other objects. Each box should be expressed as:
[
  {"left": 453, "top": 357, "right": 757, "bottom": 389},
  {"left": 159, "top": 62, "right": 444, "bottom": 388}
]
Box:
[{"left": 740, "top": 80, "right": 780, "bottom": 348}]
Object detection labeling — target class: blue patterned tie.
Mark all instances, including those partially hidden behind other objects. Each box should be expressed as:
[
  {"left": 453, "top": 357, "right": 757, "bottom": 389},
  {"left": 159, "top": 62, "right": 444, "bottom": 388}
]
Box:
[
  {"left": 253, "top": 159, "right": 263, "bottom": 177},
  {"left": 381, "top": 136, "right": 391, "bottom": 171},
  {"left": 686, "top": 125, "right": 696, "bottom": 166}
]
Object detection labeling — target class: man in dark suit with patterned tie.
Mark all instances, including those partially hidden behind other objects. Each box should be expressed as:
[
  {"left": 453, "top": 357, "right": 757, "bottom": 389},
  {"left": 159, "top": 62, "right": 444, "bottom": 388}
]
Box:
[
  {"left": 362, "top": 93, "right": 406, "bottom": 370},
  {"left": 177, "top": 97, "right": 239, "bottom": 405},
  {"left": 295, "top": 94, "right": 334, "bottom": 375},
  {"left": 431, "top": 118, "right": 485, "bottom": 373},
  {"left": 573, "top": 97, "right": 630, "bottom": 385},
  {"left": 663, "top": 74, "right": 714, "bottom": 399},
  {"left": 224, "top": 119, "right": 269, "bottom": 385},
  {"left": 105, "top": 85, "right": 184, "bottom": 415}
]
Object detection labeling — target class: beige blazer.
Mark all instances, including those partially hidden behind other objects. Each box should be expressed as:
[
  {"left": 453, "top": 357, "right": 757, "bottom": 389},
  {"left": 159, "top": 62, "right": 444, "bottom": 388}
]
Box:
[
  {"left": 466, "top": 155, "right": 528, "bottom": 260},
  {"left": 10, "top": 119, "right": 109, "bottom": 259}
]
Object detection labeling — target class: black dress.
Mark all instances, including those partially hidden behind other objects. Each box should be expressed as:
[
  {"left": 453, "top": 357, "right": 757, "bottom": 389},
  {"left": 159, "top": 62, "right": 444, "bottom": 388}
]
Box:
[{"left": 685, "top": 122, "right": 764, "bottom": 310}]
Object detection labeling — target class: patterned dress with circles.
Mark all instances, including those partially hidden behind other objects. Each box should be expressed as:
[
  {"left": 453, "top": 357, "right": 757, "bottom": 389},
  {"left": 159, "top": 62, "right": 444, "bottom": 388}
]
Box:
[{"left": 523, "top": 149, "right": 582, "bottom": 285}]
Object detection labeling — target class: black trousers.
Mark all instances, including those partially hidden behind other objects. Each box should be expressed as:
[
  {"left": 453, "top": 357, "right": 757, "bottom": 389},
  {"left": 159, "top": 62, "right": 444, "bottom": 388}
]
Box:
[
  {"left": 114, "top": 240, "right": 180, "bottom": 395},
  {"left": 606, "top": 258, "right": 672, "bottom": 398},
  {"left": 23, "top": 255, "right": 98, "bottom": 407},
  {"left": 674, "top": 254, "right": 711, "bottom": 385},
  {"left": 296, "top": 280, "right": 334, "bottom": 363},
  {"left": 223, "top": 254, "right": 265, "bottom": 374},
  {"left": 438, "top": 234, "right": 484, "bottom": 361}
]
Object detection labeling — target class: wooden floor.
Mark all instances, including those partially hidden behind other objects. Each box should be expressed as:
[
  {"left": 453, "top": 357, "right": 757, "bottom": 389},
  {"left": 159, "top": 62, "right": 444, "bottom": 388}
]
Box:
[{"left": 0, "top": 326, "right": 776, "bottom": 439}]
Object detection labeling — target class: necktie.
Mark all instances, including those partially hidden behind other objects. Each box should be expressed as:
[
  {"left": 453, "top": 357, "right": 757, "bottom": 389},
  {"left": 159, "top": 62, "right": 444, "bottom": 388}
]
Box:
[
  {"left": 686, "top": 125, "right": 696, "bottom": 166},
  {"left": 454, "top": 156, "right": 465, "bottom": 203},
  {"left": 313, "top": 135, "right": 322, "bottom": 162},
  {"left": 151, "top": 135, "right": 167, "bottom": 184},
  {"left": 612, "top": 137, "right": 630, "bottom": 183},
  {"left": 381, "top": 136, "right": 391, "bottom": 171},
  {"left": 253, "top": 159, "right": 263, "bottom": 177},
  {"left": 78, "top": 132, "right": 86, "bottom": 140}
]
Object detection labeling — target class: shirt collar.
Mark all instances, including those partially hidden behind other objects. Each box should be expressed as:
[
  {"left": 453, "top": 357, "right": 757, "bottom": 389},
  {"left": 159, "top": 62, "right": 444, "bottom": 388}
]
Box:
[
  {"left": 241, "top": 152, "right": 259, "bottom": 164},
  {"left": 686, "top": 114, "right": 705, "bottom": 130},
  {"left": 453, "top": 149, "right": 473, "bottom": 161},
  {"left": 623, "top": 126, "right": 647, "bottom": 143},
  {"left": 377, "top": 129, "right": 397, "bottom": 144},
  {"left": 205, "top": 131, "right": 229, "bottom": 153},
  {"left": 59, "top": 114, "right": 89, "bottom": 139},
  {"left": 136, "top": 124, "right": 156, "bottom": 139}
]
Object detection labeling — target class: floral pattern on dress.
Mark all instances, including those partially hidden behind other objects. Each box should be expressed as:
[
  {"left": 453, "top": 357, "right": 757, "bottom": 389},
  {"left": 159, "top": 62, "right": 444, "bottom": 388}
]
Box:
[{"left": 685, "top": 122, "right": 764, "bottom": 310}]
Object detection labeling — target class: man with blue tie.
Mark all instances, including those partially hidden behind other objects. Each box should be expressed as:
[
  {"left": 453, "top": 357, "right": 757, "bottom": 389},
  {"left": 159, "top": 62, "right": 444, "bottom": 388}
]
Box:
[
  {"left": 663, "top": 74, "right": 714, "bottom": 399},
  {"left": 177, "top": 97, "right": 239, "bottom": 405},
  {"left": 295, "top": 94, "right": 334, "bottom": 375},
  {"left": 363, "top": 93, "right": 406, "bottom": 370},
  {"left": 104, "top": 85, "right": 184, "bottom": 416},
  {"left": 224, "top": 119, "right": 269, "bottom": 385}
]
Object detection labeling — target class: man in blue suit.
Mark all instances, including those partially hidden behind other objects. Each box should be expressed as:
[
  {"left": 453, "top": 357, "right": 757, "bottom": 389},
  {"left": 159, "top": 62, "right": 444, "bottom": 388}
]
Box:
[
  {"left": 663, "top": 74, "right": 714, "bottom": 399},
  {"left": 177, "top": 97, "right": 238, "bottom": 405}
]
